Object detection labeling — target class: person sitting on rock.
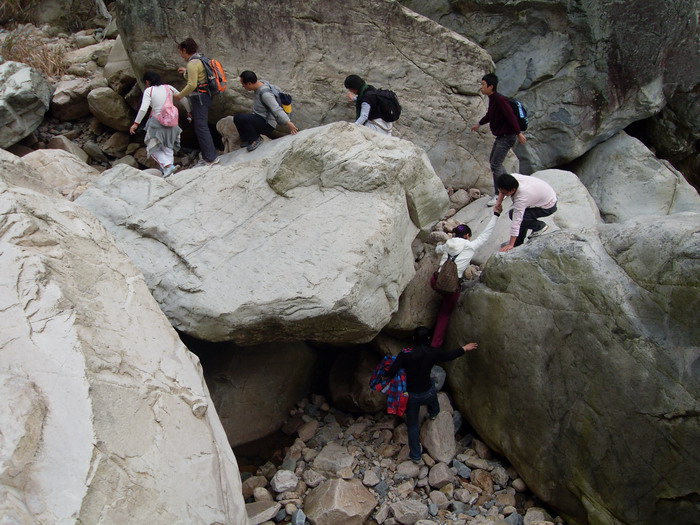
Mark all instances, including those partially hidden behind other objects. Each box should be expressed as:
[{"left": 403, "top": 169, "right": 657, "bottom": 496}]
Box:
[
  {"left": 130, "top": 71, "right": 189, "bottom": 178},
  {"left": 173, "top": 37, "right": 219, "bottom": 166},
  {"left": 494, "top": 173, "right": 557, "bottom": 251},
  {"left": 384, "top": 326, "right": 478, "bottom": 463},
  {"left": 431, "top": 212, "right": 499, "bottom": 348},
  {"left": 233, "top": 70, "right": 299, "bottom": 152},
  {"left": 344, "top": 74, "right": 393, "bottom": 136}
]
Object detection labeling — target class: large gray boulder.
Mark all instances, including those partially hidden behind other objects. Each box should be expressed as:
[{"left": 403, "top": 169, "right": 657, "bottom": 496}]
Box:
[
  {"left": 0, "top": 61, "right": 52, "bottom": 148},
  {"left": 87, "top": 86, "right": 133, "bottom": 131},
  {"left": 446, "top": 214, "right": 700, "bottom": 525},
  {"left": 201, "top": 341, "right": 316, "bottom": 447},
  {"left": 572, "top": 131, "right": 700, "bottom": 222},
  {"left": 116, "top": 0, "right": 498, "bottom": 189},
  {"left": 77, "top": 122, "right": 448, "bottom": 344},
  {"left": 0, "top": 163, "right": 247, "bottom": 524},
  {"left": 400, "top": 0, "right": 700, "bottom": 172},
  {"left": 103, "top": 36, "right": 137, "bottom": 95}
]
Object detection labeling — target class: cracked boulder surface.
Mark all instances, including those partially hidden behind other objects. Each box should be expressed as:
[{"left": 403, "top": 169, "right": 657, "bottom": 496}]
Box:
[
  {"left": 115, "top": 0, "right": 497, "bottom": 189},
  {"left": 77, "top": 122, "right": 449, "bottom": 344},
  {"left": 0, "top": 156, "right": 247, "bottom": 524},
  {"left": 445, "top": 214, "right": 700, "bottom": 525}
]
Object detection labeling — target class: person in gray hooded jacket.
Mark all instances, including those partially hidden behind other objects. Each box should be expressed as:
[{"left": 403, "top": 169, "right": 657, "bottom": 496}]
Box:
[{"left": 430, "top": 212, "right": 499, "bottom": 347}]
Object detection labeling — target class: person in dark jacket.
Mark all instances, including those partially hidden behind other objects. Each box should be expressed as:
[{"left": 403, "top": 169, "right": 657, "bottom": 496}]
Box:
[
  {"left": 471, "top": 73, "right": 527, "bottom": 205},
  {"left": 385, "top": 327, "right": 478, "bottom": 463},
  {"left": 344, "top": 74, "right": 393, "bottom": 135}
]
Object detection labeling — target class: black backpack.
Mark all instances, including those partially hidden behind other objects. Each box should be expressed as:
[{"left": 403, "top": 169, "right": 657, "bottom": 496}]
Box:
[
  {"left": 508, "top": 98, "right": 528, "bottom": 131},
  {"left": 434, "top": 254, "right": 460, "bottom": 295},
  {"left": 369, "top": 89, "right": 402, "bottom": 122}
]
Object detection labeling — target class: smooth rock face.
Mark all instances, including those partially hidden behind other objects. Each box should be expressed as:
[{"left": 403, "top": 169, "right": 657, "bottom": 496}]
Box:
[
  {"left": 0, "top": 61, "right": 52, "bottom": 148},
  {"left": 0, "top": 167, "right": 246, "bottom": 524},
  {"left": 400, "top": 0, "right": 699, "bottom": 171},
  {"left": 116, "top": 0, "right": 498, "bottom": 189},
  {"left": 304, "top": 479, "right": 377, "bottom": 525},
  {"left": 446, "top": 214, "right": 700, "bottom": 525},
  {"left": 77, "top": 122, "right": 448, "bottom": 344},
  {"left": 201, "top": 341, "right": 316, "bottom": 447},
  {"left": 21, "top": 149, "right": 100, "bottom": 201},
  {"left": 572, "top": 131, "right": 700, "bottom": 222}
]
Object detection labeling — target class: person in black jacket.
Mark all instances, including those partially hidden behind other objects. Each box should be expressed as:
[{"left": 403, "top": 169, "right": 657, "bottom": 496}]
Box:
[
  {"left": 385, "top": 326, "right": 478, "bottom": 463},
  {"left": 344, "top": 74, "right": 393, "bottom": 135}
]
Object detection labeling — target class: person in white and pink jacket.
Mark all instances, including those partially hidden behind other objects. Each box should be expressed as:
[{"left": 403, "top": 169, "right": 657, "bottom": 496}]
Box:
[{"left": 130, "top": 71, "right": 190, "bottom": 178}]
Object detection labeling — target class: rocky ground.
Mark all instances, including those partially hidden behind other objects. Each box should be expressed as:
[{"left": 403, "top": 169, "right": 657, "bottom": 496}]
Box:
[{"left": 240, "top": 391, "right": 565, "bottom": 525}]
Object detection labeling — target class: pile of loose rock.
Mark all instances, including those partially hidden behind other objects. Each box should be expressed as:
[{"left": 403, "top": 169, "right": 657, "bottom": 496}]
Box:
[{"left": 242, "top": 393, "right": 565, "bottom": 525}]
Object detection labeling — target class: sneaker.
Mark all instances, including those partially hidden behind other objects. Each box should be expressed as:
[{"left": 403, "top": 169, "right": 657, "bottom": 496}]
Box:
[
  {"left": 240, "top": 142, "right": 251, "bottom": 148},
  {"left": 410, "top": 457, "right": 421, "bottom": 464},
  {"left": 529, "top": 224, "right": 550, "bottom": 239},
  {"left": 246, "top": 136, "right": 264, "bottom": 152},
  {"left": 162, "top": 165, "right": 177, "bottom": 178},
  {"left": 207, "top": 157, "right": 220, "bottom": 166},
  {"left": 486, "top": 196, "right": 498, "bottom": 207}
]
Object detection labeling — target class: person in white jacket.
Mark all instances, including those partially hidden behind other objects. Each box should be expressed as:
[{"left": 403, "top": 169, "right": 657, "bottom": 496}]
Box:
[{"left": 430, "top": 212, "right": 499, "bottom": 347}]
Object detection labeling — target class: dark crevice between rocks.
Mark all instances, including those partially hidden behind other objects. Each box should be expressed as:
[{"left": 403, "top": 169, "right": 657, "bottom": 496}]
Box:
[{"left": 181, "top": 331, "right": 565, "bottom": 524}]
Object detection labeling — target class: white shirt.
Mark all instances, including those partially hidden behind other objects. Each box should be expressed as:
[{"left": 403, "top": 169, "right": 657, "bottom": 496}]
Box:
[{"left": 436, "top": 215, "right": 498, "bottom": 276}]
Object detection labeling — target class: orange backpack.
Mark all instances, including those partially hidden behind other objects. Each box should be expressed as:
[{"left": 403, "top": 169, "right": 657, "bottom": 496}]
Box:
[{"left": 194, "top": 54, "right": 227, "bottom": 94}]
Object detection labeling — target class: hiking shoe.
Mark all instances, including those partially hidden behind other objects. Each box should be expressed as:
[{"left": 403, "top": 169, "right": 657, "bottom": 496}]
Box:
[
  {"left": 410, "top": 457, "right": 421, "bottom": 464},
  {"left": 246, "top": 137, "right": 264, "bottom": 152},
  {"left": 240, "top": 142, "right": 251, "bottom": 148},
  {"left": 162, "top": 165, "right": 177, "bottom": 178},
  {"left": 529, "top": 224, "right": 550, "bottom": 239},
  {"left": 486, "top": 196, "right": 498, "bottom": 207}
]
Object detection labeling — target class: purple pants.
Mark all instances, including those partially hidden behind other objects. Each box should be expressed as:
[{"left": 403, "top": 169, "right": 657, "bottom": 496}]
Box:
[{"left": 430, "top": 274, "right": 460, "bottom": 348}]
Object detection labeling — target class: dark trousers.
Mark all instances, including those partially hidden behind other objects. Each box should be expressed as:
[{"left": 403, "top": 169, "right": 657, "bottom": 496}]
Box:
[
  {"left": 190, "top": 92, "right": 218, "bottom": 162},
  {"left": 406, "top": 386, "right": 440, "bottom": 460},
  {"left": 490, "top": 134, "right": 518, "bottom": 193},
  {"left": 509, "top": 203, "right": 557, "bottom": 246},
  {"left": 429, "top": 274, "right": 460, "bottom": 348},
  {"left": 234, "top": 113, "right": 275, "bottom": 143}
]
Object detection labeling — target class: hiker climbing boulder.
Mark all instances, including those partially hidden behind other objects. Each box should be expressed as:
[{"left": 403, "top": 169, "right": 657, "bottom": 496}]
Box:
[
  {"left": 401, "top": 0, "right": 699, "bottom": 174},
  {"left": 116, "top": 0, "right": 498, "bottom": 189},
  {"left": 0, "top": 164, "right": 247, "bottom": 524},
  {"left": 572, "top": 131, "right": 700, "bottom": 222},
  {"left": 0, "top": 61, "right": 52, "bottom": 148},
  {"left": 77, "top": 122, "right": 449, "bottom": 344},
  {"left": 446, "top": 213, "right": 700, "bottom": 525}
]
